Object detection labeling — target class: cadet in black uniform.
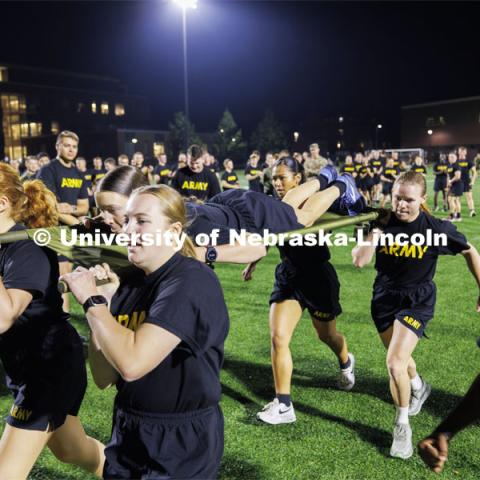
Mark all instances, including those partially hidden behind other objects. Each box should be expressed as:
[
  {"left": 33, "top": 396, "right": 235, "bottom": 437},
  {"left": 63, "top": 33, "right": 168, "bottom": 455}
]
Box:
[
  {"left": 36, "top": 130, "right": 89, "bottom": 312},
  {"left": 359, "top": 156, "right": 374, "bottom": 205},
  {"left": 242, "top": 157, "right": 355, "bottom": 425},
  {"left": 245, "top": 151, "right": 264, "bottom": 192},
  {"left": 340, "top": 154, "right": 356, "bottom": 176},
  {"left": 353, "top": 171, "right": 480, "bottom": 460},
  {"left": 370, "top": 150, "right": 385, "bottom": 204},
  {"left": 62, "top": 185, "right": 229, "bottom": 479},
  {"left": 447, "top": 151, "right": 463, "bottom": 221},
  {"left": 220, "top": 158, "right": 241, "bottom": 190},
  {"left": 171, "top": 145, "right": 221, "bottom": 200},
  {"left": 0, "top": 164, "right": 104, "bottom": 478},
  {"left": 411, "top": 155, "right": 427, "bottom": 175},
  {"left": 433, "top": 153, "right": 449, "bottom": 212},
  {"left": 153, "top": 153, "right": 173, "bottom": 185},
  {"left": 457, "top": 146, "right": 477, "bottom": 217},
  {"left": 380, "top": 157, "right": 399, "bottom": 207},
  {"left": 94, "top": 160, "right": 365, "bottom": 265}
]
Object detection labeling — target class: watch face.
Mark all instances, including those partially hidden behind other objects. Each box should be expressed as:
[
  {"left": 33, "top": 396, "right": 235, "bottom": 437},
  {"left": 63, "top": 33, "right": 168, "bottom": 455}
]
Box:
[
  {"left": 90, "top": 295, "right": 107, "bottom": 305},
  {"left": 206, "top": 247, "right": 218, "bottom": 262}
]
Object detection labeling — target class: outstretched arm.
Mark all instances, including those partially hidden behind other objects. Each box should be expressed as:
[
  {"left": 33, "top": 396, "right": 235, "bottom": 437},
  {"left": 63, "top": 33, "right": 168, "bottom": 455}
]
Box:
[{"left": 352, "top": 229, "right": 378, "bottom": 268}]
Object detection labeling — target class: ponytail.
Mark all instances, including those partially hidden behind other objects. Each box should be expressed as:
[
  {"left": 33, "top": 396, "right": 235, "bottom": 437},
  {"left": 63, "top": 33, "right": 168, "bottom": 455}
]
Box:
[{"left": 23, "top": 180, "right": 59, "bottom": 228}]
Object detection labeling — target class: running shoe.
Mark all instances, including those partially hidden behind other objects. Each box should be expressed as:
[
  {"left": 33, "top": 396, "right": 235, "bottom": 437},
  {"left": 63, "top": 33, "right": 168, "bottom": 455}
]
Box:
[
  {"left": 257, "top": 398, "right": 296, "bottom": 425},
  {"left": 336, "top": 174, "right": 366, "bottom": 216},
  {"left": 390, "top": 423, "right": 413, "bottom": 459},
  {"left": 409, "top": 378, "right": 431, "bottom": 416},
  {"left": 337, "top": 353, "right": 355, "bottom": 391},
  {"left": 318, "top": 165, "right": 338, "bottom": 185}
]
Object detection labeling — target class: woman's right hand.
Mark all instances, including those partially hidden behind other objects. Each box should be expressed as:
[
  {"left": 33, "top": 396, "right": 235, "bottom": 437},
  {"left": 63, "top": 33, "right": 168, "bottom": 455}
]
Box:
[
  {"left": 89, "top": 263, "right": 120, "bottom": 303},
  {"left": 242, "top": 262, "right": 256, "bottom": 281}
]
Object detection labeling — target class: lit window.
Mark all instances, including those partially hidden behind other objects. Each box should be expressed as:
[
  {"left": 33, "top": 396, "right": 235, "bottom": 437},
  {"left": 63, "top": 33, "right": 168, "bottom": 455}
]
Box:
[
  {"left": 30, "top": 122, "right": 42, "bottom": 137},
  {"left": 91, "top": 102, "right": 97, "bottom": 114},
  {"left": 19, "top": 98, "right": 26, "bottom": 112},
  {"left": 51, "top": 121, "right": 60, "bottom": 134},
  {"left": 439, "top": 116, "right": 446, "bottom": 126},
  {"left": 77, "top": 102, "right": 85, "bottom": 113},
  {"left": 9, "top": 96, "right": 19, "bottom": 112},
  {"left": 101, "top": 102, "right": 109, "bottom": 115},
  {"left": 0, "top": 66, "right": 8, "bottom": 82},
  {"left": 20, "top": 123, "right": 29, "bottom": 137},
  {"left": 115, "top": 103, "right": 125, "bottom": 116},
  {"left": 13, "top": 146, "right": 22, "bottom": 159},
  {"left": 11, "top": 124, "right": 20, "bottom": 140}
]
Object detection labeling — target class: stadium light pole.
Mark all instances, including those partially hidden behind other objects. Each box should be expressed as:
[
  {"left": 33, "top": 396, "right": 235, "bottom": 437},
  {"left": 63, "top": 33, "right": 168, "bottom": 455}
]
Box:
[
  {"left": 375, "top": 124, "right": 382, "bottom": 148},
  {"left": 174, "top": 0, "right": 197, "bottom": 149}
]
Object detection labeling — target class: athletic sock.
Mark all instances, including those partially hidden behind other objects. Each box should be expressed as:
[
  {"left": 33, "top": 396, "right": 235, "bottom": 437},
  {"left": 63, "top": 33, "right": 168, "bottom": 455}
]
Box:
[
  {"left": 332, "top": 180, "right": 346, "bottom": 196},
  {"left": 339, "top": 356, "right": 351, "bottom": 370},
  {"left": 396, "top": 406, "right": 409, "bottom": 425},
  {"left": 277, "top": 394, "right": 291, "bottom": 407},
  {"left": 318, "top": 175, "right": 329, "bottom": 191},
  {"left": 410, "top": 374, "right": 423, "bottom": 392}
]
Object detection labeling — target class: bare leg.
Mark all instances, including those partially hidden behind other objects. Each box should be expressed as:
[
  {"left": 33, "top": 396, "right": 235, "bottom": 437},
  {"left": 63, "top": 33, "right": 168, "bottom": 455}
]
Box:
[
  {"left": 282, "top": 179, "right": 320, "bottom": 209},
  {"left": 48, "top": 415, "right": 105, "bottom": 477},
  {"left": 380, "top": 322, "right": 419, "bottom": 407},
  {"left": 311, "top": 317, "right": 348, "bottom": 364},
  {"left": 270, "top": 300, "right": 303, "bottom": 395},
  {"left": 465, "top": 191, "right": 474, "bottom": 211},
  {"left": 292, "top": 186, "right": 341, "bottom": 227},
  {"left": 0, "top": 424, "right": 51, "bottom": 479}
]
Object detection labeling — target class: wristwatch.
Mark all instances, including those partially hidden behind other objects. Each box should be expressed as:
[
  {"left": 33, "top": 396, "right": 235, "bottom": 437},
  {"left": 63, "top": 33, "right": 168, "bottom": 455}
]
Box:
[
  {"left": 205, "top": 246, "right": 218, "bottom": 266},
  {"left": 83, "top": 295, "right": 108, "bottom": 313}
]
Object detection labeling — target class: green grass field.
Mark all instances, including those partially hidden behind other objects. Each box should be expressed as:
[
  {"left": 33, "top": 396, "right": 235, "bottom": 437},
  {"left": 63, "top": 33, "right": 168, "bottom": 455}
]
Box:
[{"left": 2, "top": 173, "right": 479, "bottom": 479}]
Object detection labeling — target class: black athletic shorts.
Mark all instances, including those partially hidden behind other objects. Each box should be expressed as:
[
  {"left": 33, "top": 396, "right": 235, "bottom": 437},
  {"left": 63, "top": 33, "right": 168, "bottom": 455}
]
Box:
[
  {"left": 104, "top": 404, "right": 224, "bottom": 479},
  {"left": 5, "top": 322, "right": 87, "bottom": 431},
  {"left": 434, "top": 177, "right": 447, "bottom": 192},
  {"left": 270, "top": 261, "right": 342, "bottom": 321},
  {"left": 382, "top": 183, "right": 393, "bottom": 196},
  {"left": 462, "top": 180, "right": 471, "bottom": 192},
  {"left": 371, "top": 281, "right": 436, "bottom": 337},
  {"left": 449, "top": 181, "right": 463, "bottom": 197}
]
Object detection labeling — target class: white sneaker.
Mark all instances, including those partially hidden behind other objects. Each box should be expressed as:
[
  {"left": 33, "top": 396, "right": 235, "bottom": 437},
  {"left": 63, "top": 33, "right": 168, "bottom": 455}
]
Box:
[
  {"left": 256, "top": 398, "right": 296, "bottom": 425},
  {"left": 337, "top": 353, "right": 355, "bottom": 391},
  {"left": 409, "top": 379, "right": 431, "bottom": 416},
  {"left": 390, "top": 423, "right": 413, "bottom": 459},
  {"left": 434, "top": 206, "right": 440, "bottom": 212},
  {"left": 470, "top": 210, "right": 476, "bottom": 217}
]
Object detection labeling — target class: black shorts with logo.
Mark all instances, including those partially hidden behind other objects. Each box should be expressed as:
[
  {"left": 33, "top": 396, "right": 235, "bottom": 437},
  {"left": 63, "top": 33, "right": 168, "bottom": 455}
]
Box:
[
  {"left": 462, "top": 180, "right": 472, "bottom": 193},
  {"left": 5, "top": 322, "right": 87, "bottom": 431},
  {"left": 270, "top": 261, "right": 342, "bottom": 321},
  {"left": 371, "top": 281, "right": 436, "bottom": 337},
  {"left": 382, "top": 183, "right": 393, "bottom": 196},
  {"left": 434, "top": 176, "right": 447, "bottom": 192},
  {"left": 104, "top": 404, "right": 224, "bottom": 479},
  {"left": 449, "top": 181, "right": 463, "bottom": 197}
]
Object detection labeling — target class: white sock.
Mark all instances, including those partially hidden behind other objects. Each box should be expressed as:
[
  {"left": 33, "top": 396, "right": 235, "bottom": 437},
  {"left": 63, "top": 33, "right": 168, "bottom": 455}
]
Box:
[
  {"left": 396, "top": 406, "right": 409, "bottom": 425},
  {"left": 410, "top": 374, "right": 423, "bottom": 391}
]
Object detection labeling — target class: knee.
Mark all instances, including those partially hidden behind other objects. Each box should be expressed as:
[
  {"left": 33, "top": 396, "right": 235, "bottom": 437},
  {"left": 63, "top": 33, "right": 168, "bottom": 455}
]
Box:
[
  {"left": 271, "top": 330, "right": 291, "bottom": 350},
  {"left": 386, "top": 355, "right": 408, "bottom": 381}
]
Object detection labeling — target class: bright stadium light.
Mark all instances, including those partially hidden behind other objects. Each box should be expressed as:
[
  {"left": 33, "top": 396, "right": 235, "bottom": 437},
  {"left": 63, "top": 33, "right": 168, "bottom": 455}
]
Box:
[
  {"left": 377, "top": 124, "right": 382, "bottom": 129},
  {"left": 293, "top": 131, "right": 299, "bottom": 142},
  {"left": 427, "top": 129, "right": 433, "bottom": 135},
  {"left": 131, "top": 138, "right": 138, "bottom": 144},
  {"left": 174, "top": 0, "right": 198, "bottom": 149},
  {"left": 174, "top": 0, "right": 198, "bottom": 10},
  {"left": 338, "top": 116, "right": 344, "bottom": 123}
]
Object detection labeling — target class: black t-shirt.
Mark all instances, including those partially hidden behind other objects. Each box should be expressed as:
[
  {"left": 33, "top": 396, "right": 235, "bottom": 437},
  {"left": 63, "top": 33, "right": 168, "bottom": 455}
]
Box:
[
  {"left": 171, "top": 166, "right": 221, "bottom": 200},
  {"left": 340, "top": 164, "right": 356, "bottom": 175},
  {"left": 186, "top": 202, "right": 245, "bottom": 245},
  {"left": 374, "top": 212, "right": 469, "bottom": 288},
  {"left": 92, "top": 168, "right": 107, "bottom": 184},
  {"left": 36, "top": 159, "right": 88, "bottom": 205},
  {"left": 209, "top": 159, "right": 220, "bottom": 174},
  {"left": 279, "top": 243, "right": 330, "bottom": 273},
  {"left": 448, "top": 162, "right": 462, "bottom": 181},
  {"left": 110, "top": 254, "right": 229, "bottom": 413},
  {"left": 245, "top": 164, "right": 263, "bottom": 192},
  {"left": 457, "top": 159, "right": 474, "bottom": 182},
  {"left": 411, "top": 165, "right": 427, "bottom": 174},
  {"left": 434, "top": 162, "right": 448, "bottom": 177},
  {"left": 0, "top": 224, "right": 68, "bottom": 383},
  {"left": 154, "top": 164, "right": 172, "bottom": 185},
  {"left": 370, "top": 158, "right": 384, "bottom": 175},
  {"left": 221, "top": 171, "right": 239, "bottom": 189},
  {"left": 383, "top": 166, "right": 399, "bottom": 182}
]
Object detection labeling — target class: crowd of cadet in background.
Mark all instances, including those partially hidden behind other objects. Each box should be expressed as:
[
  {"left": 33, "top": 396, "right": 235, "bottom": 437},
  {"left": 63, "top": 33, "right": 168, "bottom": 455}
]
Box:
[{"left": 2, "top": 136, "right": 479, "bottom": 224}]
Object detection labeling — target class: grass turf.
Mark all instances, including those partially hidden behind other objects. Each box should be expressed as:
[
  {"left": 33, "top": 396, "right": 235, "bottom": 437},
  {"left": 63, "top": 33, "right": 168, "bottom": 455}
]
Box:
[{"left": 1, "top": 172, "right": 479, "bottom": 479}]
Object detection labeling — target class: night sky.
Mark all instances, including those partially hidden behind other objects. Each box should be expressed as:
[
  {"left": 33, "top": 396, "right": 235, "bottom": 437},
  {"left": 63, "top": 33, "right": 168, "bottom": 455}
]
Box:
[{"left": 1, "top": 1, "right": 479, "bottom": 142}]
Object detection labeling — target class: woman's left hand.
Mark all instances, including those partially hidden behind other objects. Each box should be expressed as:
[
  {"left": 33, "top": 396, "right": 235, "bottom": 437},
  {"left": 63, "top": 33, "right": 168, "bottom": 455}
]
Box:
[{"left": 60, "top": 267, "right": 99, "bottom": 305}]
